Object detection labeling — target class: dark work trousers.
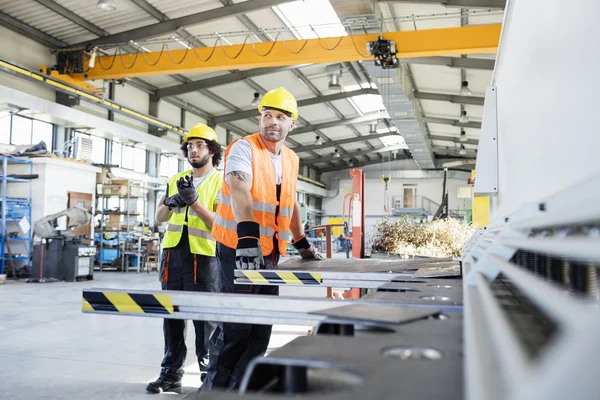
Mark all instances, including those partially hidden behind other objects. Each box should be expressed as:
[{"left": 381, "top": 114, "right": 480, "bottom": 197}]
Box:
[
  {"left": 202, "top": 241, "right": 280, "bottom": 391},
  {"left": 158, "top": 230, "right": 220, "bottom": 382}
]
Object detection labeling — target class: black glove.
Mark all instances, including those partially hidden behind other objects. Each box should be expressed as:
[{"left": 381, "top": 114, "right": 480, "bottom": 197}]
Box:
[
  {"left": 176, "top": 175, "right": 199, "bottom": 206},
  {"left": 163, "top": 194, "right": 186, "bottom": 210},
  {"left": 236, "top": 221, "right": 264, "bottom": 270},
  {"left": 292, "top": 235, "right": 323, "bottom": 260}
]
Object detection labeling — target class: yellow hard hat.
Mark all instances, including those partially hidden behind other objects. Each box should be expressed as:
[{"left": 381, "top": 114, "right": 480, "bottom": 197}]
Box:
[
  {"left": 257, "top": 87, "right": 298, "bottom": 120},
  {"left": 183, "top": 123, "right": 218, "bottom": 143}
]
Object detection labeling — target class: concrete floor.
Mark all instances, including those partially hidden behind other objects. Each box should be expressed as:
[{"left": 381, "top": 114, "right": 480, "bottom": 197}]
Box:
[{"left": 0, "top": 262, "right": 329, "bottom": 399}]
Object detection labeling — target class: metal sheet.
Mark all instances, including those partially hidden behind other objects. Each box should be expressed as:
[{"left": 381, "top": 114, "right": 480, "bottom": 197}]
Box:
[
  {"left": 413, "top": 264, "right": 462, "bottom": 278},
  {"left": 311, "top": 304, "right": 438, "bottom": 325}
]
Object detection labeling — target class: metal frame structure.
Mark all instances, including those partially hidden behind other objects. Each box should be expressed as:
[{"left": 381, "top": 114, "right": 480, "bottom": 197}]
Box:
[
  {"left": 0, "top": 1, "right": 497, "bottom": 172},
  {"left": 0, "top": 156, "right": 33, "bottom": 276},
  {"left": 462, "top": 174, "right": 600, "bottom": 400}
]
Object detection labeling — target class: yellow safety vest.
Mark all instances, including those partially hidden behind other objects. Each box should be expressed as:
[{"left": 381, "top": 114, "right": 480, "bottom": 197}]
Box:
[{"left": 161, "top": 169, "right": 223, "bottom": 256}]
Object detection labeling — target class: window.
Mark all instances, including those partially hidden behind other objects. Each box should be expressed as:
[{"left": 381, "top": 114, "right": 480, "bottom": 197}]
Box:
[
  {"left": 133, "top": 148, "right": 147, "bottom": 173},
  {"left": 90, "top": 135, "right": 106, "bottom": 164},
  {"left": 32, "top": 120, "right": 53, "bottom": 149},
  {"left": 11, "top": 115, "right": 32, "bottom": 145},
  {"left": 111, "top": 142, "right": 122, "bottom": 166},
  {"left": 121, "top": 146, "right": 134, "bottom": 169},
  {"left": 0, "top": 115, "right": 54, "bottom": 150},
  {"left": 0, "top": 115, "right": 10, "bottom": 144},
  {"left": 160, "top": 155, "right": 179, "bottom": 177}
]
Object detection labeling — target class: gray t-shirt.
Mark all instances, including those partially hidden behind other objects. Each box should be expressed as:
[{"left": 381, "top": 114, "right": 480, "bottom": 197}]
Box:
[
  {"left": 190, "top": 169, "right": 221, "bottom": 208},
  {"left": 224, "top": 139, "right": 282, "bottom": 188}
]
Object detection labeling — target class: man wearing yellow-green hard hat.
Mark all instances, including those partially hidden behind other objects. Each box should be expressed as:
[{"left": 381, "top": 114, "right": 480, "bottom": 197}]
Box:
[
  {"left": 204, "top": 88, "right": 322, "bottom": 390},
  {"left": 147, "top": 123, "right": 223, "bottom": 393}
]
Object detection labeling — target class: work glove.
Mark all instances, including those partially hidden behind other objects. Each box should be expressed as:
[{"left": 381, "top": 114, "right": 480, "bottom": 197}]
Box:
[
  {"left": 236, "top": 221, "right": 264, "bottom": 270},
  {"left": 176, "top": 175, "right": 199, "bottom": 206},
  {"left": 292, "top": 235, "right": 323, "bottom": 260},
  {"left": 163, "top": 194, "right": 186, "bottom": 210}
]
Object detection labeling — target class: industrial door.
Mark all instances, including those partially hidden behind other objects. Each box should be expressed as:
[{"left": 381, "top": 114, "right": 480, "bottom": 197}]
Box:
[{"left": 67, "top": 192, "right": 93, "bottom": 237}]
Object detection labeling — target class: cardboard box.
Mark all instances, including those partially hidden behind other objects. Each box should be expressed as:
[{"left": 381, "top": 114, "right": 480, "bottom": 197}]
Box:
[{"left": 97, "top": 168, "right": 116, "bottom": 184}]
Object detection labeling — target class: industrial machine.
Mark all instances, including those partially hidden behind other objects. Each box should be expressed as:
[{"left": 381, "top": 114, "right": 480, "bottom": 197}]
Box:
[{"left": 31, "top": 207, "right": 95, "bottom": 282}]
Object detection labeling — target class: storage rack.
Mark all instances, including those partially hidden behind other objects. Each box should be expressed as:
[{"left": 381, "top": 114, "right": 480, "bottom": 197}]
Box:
[
  {"left": 0, "top": 156, "right": 33, "bottom": 276},
  {"left": 95, "top": 175, "right": 147, "bottom": 272}
]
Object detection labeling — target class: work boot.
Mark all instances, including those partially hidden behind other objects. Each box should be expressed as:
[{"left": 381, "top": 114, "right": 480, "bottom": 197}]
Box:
[{"left": 146, "top": 371, "right": 183, "bottom": 394}]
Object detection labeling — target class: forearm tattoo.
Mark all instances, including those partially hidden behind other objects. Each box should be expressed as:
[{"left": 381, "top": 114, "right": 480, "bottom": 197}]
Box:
[{"left": 227, "top": 171, "right": 251, "bottom": 185}]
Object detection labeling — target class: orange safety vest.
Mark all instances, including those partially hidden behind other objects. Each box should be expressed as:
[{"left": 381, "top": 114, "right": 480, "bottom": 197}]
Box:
[{"left": 212, "top": 133, "right": 299, "bottom": 256}]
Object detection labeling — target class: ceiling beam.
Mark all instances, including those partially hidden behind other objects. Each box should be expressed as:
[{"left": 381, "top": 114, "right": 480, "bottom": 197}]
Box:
[
  {"left": 379, "top": 0, "right": 506, "bottom": 9},
  {"left": 210, "top": 88, "right": 379, "bottom": 125},
  {"left": 432, "top": 147, "right": 477, "bottom": 157},
  {"left": 0, "top": 11, "right": 65, "bottom": 48},
  {"left": 33, "top": 0, "right": 108, "bottom": 37},
  {"left": 301, "top": 147, "right": 396, "bottom": 165},
  {"left": 70, "top": 0, "right": 293, "bottom": 48},
  {"left": 423, "top": 116, "right": 482, "bottom": 129},
  {"left": 292, "top": 133, "right": 396, "bottom": 154},
  {"left": 156, "top": 66, "right": 297, "bottom": 98},
  {"left": 429, "top": 134, "right": 479, "bottom": 146},
  {"left": 318, "top": 156, "right": 412, "bottom": 173},
  {"left": 414, "top": 91, "right": 484, "bottom": 106},
  {"left": 399, "top": 56, "right": 495, "bottom": 70},
  {"left": 291, "top": 113, "right": 381, "bottom": 136}
]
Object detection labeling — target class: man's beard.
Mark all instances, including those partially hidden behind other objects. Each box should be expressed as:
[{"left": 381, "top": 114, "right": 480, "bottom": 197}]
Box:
[
  {"left": 189, "top": 154, "right": 210, "bottom": 168},
  {"left": 260, "top": 126, "right": 287, "bottom": 142}
]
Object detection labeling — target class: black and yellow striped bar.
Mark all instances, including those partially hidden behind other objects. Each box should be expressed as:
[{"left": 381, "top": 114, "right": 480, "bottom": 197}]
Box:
[
  {"left": 238, "top": 270, "right": 322, "bottom": 285},
  {"left": 82, "top": 291, "right": 174, "bottom": 315}
]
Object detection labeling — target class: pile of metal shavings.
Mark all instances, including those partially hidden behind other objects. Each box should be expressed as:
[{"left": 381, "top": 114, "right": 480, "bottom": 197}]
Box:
[{"left": 371, "top": 217, "right": 476, "bottom": 258}]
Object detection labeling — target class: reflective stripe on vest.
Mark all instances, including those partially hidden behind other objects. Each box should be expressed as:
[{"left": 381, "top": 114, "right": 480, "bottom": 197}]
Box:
[
  {"left": 279, "top": 206, "right": 294, "bottom": 218},
  {"left": 211, "top": 133, "right": 299, "bottom": 256},
  {"left": 188, "top": 226, "right": 215, "bottom": 242},
  {"left": 167, "top": 223, "right": 183, "bottom": 232},
  {"left": 161, "top": 169, "right": 223, "bottom": 256},
  {"left": 219, "top": 194, "right": 277, "bottom": 214},
  {"left": 214, "top": 215, "right": 275, "bottom": 238}
]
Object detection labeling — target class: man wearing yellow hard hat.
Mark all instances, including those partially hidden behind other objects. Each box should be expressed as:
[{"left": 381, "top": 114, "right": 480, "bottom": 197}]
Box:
[
  {"left": 147, "top": 123, "right": 223, "bottom": 393},
  {"left": 204, "top": 88, "right": 321, "bottom": 390}
]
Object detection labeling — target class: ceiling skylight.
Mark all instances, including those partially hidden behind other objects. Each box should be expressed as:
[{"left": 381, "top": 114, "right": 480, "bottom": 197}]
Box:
[
  {"left": 273, "top": 0, "right": 347, "bottom": 40},
  {"left": 344, "top": 84, "right": 385, "bottom": 116},
  {"left": 379, "top": 134, "right": 408, "bottom": 150}
]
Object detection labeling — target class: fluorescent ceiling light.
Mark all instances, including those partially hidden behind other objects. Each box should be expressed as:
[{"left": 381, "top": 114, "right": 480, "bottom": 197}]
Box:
[
  {"left": 460, "top": 81, "right": 472, "bottom": 96},
  {"left": 379, "top": 135, "right": 407, "bottom": 149},
  {"left": 97, "top": 0, "right": 116, "bottom": 11}
]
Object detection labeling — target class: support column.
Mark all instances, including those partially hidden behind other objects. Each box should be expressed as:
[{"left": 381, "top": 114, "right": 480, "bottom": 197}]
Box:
[
  {"left": 180, "top": 108, "right": 186, "bottom": 130},
  {"left": 149, "top": 94, "right": 160, "bottom": 136},
  {"left": 226, "top": 129, "right": 232, "bottom": 145},
  {"left": 108, "top": 82, "right": 115, "bottom": 121}
]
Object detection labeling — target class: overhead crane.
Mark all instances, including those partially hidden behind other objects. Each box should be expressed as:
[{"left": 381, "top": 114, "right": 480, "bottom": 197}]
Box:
[{"left": 43, "top": 24, "right": 501, "bottom": 84}]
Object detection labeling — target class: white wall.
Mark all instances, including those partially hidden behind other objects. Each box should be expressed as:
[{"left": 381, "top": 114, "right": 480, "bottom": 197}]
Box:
[
  {"left": 491, "top": 0, "right": 600, "bottom": 218},
  {"left": 322, "top": 175, "right": 471, "bottom": 217},
  {"left": 113, "top": 84, "right": 150, "bottom": 132},
  {"left": 185, "top": 112, "right": 207, "bottom": 131},
  {"left": 0, "top": 26, "right": 55, "bottom": 101},
  {"left": 7, "top": 158, "right": 99, "bottom": 237},
  {"left": 158, "top": 100, "right": 182, "bottom": 127}
]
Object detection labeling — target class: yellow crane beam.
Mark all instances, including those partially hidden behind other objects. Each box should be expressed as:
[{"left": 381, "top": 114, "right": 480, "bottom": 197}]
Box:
[{"left": 62, "top": 24, "right": 501, "bottom": 81}]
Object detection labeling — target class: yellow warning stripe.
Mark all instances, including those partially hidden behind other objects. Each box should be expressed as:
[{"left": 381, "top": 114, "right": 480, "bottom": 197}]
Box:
[
  {"left": 103, "top": 292, "right": 144, "bottom": 314},
  {"left": 239, "top": 271, "right": 322, "bottom": 285},
  {"left": 82, "top": 291, "right": 174, "bottom": 315}
]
